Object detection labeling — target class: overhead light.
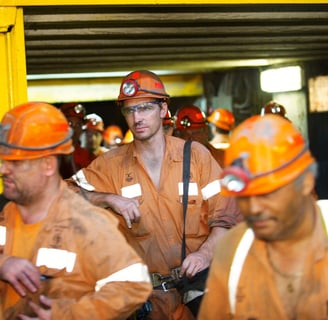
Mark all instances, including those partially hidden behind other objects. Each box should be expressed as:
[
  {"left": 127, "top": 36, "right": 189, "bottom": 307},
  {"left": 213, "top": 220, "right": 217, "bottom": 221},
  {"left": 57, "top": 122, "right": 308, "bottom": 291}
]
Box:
[
  {"left": 26, "top": 70, "right": 189, "bottom": 81},
  {"left": 260, "top": 66, "right": 302, "bottom": 93}
]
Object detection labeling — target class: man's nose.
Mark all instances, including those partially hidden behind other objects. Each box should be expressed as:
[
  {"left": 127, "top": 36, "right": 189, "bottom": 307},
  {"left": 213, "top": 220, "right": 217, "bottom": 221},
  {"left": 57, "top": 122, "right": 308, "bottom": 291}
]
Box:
[
  {"left": 0, "top": 161, "right": 11, "bottom": 174},
  {"left": 248, "top": 196, "right": 263, "bottom": 214}
]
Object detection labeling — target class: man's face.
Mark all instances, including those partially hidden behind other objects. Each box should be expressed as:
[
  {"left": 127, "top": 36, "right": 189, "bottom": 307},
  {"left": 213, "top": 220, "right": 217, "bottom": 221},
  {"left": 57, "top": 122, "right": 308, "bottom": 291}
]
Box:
[
  {"left": 85, "top": 130, "right": 103, "bottom": 153},
  {"left": 67, "top": 116, "right": 84, "bottom": 145},
  {"left": 0, "top": 158, "right": 46, "bottom": 205},
  {"left": 236, "top": 176, "right": 309, "bottom": 242},
  {"left": 122, "top": 98, "right": 167, "bottom": 141}
]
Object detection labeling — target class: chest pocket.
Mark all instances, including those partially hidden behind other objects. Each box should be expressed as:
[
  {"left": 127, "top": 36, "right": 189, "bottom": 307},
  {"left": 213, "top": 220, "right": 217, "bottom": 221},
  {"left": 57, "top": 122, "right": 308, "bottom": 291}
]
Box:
[{"left": 178, "top": 182, "right": 203, "bottom": 236}]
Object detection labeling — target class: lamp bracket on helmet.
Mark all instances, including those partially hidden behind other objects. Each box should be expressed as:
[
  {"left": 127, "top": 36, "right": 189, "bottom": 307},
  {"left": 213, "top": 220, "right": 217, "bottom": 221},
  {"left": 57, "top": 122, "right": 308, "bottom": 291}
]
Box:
[{"left": 121, "top": 78, "right": 170, "bottom": 98}]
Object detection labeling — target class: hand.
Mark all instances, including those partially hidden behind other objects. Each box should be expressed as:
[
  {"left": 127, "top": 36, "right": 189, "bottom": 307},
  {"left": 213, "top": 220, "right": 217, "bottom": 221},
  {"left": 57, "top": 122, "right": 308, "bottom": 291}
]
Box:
[
  {"left": 18, "top": 295, "right": 52, "bottom": 320},
  {"left": 0, "top": 257, "right": 40, "bottom": 296},
  {"left": 108, "top": 194, "right": 141, "bottom": 228},
  {"left": 179, "top": 251, "right": 210, "bottom": 278}
]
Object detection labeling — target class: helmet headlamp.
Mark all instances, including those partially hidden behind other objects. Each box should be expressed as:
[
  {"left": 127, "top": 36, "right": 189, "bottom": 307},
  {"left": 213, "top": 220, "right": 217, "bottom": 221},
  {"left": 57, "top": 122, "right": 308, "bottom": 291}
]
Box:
[
  {"left": 221, "top": 166, "right": 250, "bottom": 193},
  {"left": 74, "top": 104, "right": 84, "bottom": 115},
  {"left": 180, "top": 116, "right": 192, "bottom": 128},
  {"left": 122, "top": 79, "right": 139, "bottom": 97}
]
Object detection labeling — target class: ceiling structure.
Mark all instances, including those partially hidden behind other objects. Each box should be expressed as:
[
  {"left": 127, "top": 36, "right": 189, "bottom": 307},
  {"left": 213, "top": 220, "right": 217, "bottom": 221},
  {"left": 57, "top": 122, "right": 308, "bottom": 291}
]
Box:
[{"left": 23, "top": 3, "right": 328, "bottom": 78}]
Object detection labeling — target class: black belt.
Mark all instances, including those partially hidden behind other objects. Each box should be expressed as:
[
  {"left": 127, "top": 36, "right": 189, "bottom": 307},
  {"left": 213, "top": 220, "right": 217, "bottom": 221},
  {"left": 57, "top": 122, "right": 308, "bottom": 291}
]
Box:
[{"left": 150, "top": 267, "right": 181, "bottom": 292}]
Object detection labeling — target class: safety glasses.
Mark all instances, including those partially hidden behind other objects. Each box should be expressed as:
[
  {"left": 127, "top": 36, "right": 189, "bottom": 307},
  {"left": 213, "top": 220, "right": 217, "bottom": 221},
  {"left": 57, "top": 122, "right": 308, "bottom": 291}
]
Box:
[{"left": 121, "top": 100, "right": 160, "bottom": 117}]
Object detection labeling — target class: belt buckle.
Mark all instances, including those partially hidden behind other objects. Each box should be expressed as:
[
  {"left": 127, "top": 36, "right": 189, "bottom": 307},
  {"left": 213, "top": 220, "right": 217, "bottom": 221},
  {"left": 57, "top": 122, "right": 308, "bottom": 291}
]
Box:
[
  {"left": 161, "top": 281, "right": 169, "bottom": 292},
  {"left": 151, "top": 273, "right": 163, "bottom": 287},
  {"left": 171, "top": 267, "right": 180, "bottom": 280}
]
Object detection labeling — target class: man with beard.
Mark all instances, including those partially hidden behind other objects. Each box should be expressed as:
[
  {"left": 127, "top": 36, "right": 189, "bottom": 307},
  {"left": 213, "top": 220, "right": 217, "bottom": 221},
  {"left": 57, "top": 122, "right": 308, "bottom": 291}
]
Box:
[
  {"left": 0, "top": 102, "right": 151, "bottom": 319},
  {"left": 199, "top": 114, "right": 328, "bottom": 320},
  {"left": 68, "top": 70, "right": 242, "bottom": 319}
]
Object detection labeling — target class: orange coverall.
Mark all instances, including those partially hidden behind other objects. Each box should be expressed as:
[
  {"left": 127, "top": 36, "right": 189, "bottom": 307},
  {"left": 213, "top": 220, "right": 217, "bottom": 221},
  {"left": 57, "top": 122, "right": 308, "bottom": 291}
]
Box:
[
  {"left": 199, "top": 201, "right": 328, "bottom": 320},
  {"left": 0, "top": 181, "right": 151, "bottom": 319},
  {"left": 71, "top": 135, "right": 242, "bottom": 319}
]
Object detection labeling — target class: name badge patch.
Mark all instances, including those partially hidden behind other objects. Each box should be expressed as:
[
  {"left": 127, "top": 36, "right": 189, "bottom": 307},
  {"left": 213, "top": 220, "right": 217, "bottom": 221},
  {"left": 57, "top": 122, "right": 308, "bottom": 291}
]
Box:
[
  {"left": 121, "top": 183, "right": 142, "bottom": 198},
  {"left": 178, "top": 182, "right": 198, "bottom": 196},
  {"left": 36, "top": 248, "right": 76, "bottom": 272}
]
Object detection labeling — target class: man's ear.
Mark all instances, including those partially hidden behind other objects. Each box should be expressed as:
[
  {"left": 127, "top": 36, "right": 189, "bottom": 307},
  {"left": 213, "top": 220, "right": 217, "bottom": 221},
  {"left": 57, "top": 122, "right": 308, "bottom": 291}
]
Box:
[
  {"left": 160, "top": 102, "right": 168, "bottom": 119},
  {"left": 301, "top": 170, "right": 316, "bottom": 196},
  {"left": 42, "top": 155, "right": 58, "bottom": 177}
]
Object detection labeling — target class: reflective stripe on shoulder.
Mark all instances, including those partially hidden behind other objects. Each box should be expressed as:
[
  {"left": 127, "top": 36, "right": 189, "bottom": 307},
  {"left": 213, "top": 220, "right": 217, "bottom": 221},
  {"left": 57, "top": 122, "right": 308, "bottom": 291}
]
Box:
[
  {"left": 201, "top": 180, "right": 221, "bottom": 200},
  {"left": 0, "top": 226, "right": 6, "bottom": 245},
  {"left": 228, "top": 228, "right": 254, "bottom": 315},
  {"left": 95, "top": 262, "right": 151, "bottom": 292},
  {"left": 317, "top": 200, "right": 328, "bottom": 233},
  {"left": 72, "top": 170, "right": 95, "bottom": 191}
]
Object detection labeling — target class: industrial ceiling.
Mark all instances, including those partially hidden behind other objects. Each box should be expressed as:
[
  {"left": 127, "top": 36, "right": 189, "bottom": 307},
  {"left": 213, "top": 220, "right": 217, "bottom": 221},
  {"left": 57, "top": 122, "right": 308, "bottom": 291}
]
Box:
[{"left": 23, "top": 3, "right": 328, "bottom": 77}]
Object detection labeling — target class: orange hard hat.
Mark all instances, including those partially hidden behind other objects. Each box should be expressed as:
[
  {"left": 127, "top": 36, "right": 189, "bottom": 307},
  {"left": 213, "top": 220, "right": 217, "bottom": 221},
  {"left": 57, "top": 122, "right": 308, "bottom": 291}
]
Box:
[
  {"left": 103, "top": 125, "right": 123, "bottom": 145},
  {"left": 122, "top": 129, "right": 134, "bottom": 144},
  {"left": 174, "top": 105, "right": 207, "bottom": 130},
  {"left": 260, "top": 101, "right": 287, "bottom": 118},
  {"left": 117, "top": 70, "right": 170, "bottom": 102},
  {"left": 207, "top": 108, "right": 235, "bottom": 131},
  {"left": 220, "top": 114, "right": 315, "bottom": 196},
  {"left": 60, "top": 102, "right": 86, "bottom": 120},
  {"left": 85, "top": 113, "right": 104, "bottom": 132},
  {"left": 163, "top": 110, "right": 174, "bottom": 127},
  {"left": 0, "top": 102, "right": 74, "bottom": 160}
]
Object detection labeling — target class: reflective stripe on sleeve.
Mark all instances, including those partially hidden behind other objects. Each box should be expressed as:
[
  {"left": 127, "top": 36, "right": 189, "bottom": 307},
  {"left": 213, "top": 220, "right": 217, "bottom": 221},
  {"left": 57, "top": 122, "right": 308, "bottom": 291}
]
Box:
[
  {"left": 72, "top": 170, "right": 95, "bottom": 191},
  {"left": 201, "top": 180, "right": 221, "bottom": 200},
  {"left": 0, "top": 226, "right": 6, "bottom": 245},
  {"left": 95, "top": 262, "right": 150, "bottom": 292}
]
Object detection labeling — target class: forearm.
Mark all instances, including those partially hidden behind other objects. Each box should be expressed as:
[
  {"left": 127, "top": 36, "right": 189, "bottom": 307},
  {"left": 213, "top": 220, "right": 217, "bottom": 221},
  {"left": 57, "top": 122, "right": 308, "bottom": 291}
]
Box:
[
  {"left": 83, "top": 191, "right": 117, "bottom": 209},
  {"left": 198, "top": 227, "right": 228, "bottom": 262}
]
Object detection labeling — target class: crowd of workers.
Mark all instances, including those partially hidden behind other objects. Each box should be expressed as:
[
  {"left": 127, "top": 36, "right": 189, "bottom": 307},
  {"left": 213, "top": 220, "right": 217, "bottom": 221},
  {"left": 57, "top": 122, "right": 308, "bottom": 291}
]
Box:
[{"left": 0, "top": 69, "right": 326, "bottom": 320}]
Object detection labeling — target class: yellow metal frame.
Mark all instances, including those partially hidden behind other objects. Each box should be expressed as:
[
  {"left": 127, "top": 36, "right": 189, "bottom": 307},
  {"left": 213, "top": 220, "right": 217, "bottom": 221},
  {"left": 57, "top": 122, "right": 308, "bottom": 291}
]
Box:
[
  {"left": 0, "top": 7, "right": 27, "bottom": 117},
  {"left": 1, "top": 0, "right": 328, "bottom": 4}
]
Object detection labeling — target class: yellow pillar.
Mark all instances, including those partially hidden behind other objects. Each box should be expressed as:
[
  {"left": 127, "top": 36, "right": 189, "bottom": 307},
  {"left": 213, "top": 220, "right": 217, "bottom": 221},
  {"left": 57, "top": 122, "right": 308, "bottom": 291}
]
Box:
[
  {"left": 0, "top": 7, "right": 27, "bottom": 193},
  {"left": 0, "top": 7, "right": 28, "bottom": 119}
]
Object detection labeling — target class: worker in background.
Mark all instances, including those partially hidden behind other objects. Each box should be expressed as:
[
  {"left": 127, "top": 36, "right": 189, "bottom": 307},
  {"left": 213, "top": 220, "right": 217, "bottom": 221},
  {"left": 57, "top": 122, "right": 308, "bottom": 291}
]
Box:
[
  {"left": 103, "top": 125, "right": 123, "bottom": 150},
  {"left": 0, "top": 102, "right": 151, "bottom": 319},
  {"left": 83, "top": 113, "right": 108, "bottom": 158},
  {"left": 68, "top": 70, "right": 242, "bottom": 319},
  {"left": 207, "top": 108, "right": 234, "bottom": 150},
  {"left": 207, "top": 108, "right": 235, "bottom": 168},
  {"left": 59, "top": 102, "right": 94, "bottom": 178},
  {"left": 173, "top": 105, "right": 225, "bottom": 168},
  {"left": 198, "top": 114, "right": 327, "bottom": 319},
  {"left": 162, "top": 110, "right": 174, "bottom": 136},
  {"left": 261, "top": 100, "right": 289, "bottom": 119},
  {"left": 122, "top": 129, "right": 134, "bottom": 144}
]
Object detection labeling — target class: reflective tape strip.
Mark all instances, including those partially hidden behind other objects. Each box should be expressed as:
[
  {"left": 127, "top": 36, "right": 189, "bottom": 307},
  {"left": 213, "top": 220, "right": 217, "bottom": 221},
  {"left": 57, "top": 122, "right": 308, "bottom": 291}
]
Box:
[
  {"left": 201, "top": 180, "right": 221, "bottom": 200},
  {"left": 72, "top": 170, "right": 95, "bottom": 191},
  {"left": 228, "top": 228, "right": 254, "bottom": 314},
  {"left": 95, "top": 262, "right": 150, "bottom": 292},
  {"left": 178, "top": 182, "right": 198, "bottom": 196},
  {"left": 317, "top": 200, "right": 328, "bottom": 234},
  {"left": 121, "top": 183, "right": 142, "bottom": 198},
  {"left": 0, "top": 226, "right": 6, "bottom": 245},
  {"left": 36, "top": 248, "right": 77, "bottom": 272}
]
